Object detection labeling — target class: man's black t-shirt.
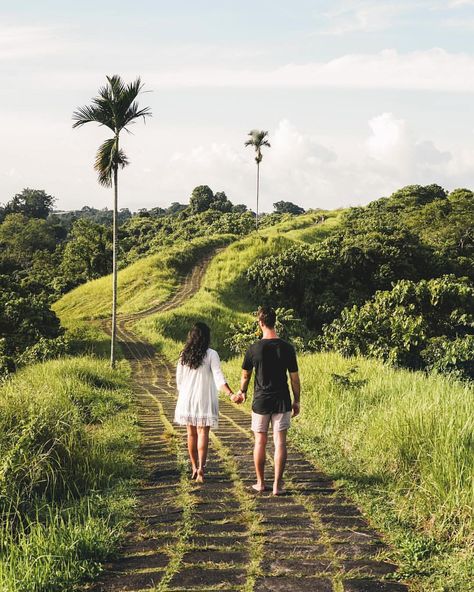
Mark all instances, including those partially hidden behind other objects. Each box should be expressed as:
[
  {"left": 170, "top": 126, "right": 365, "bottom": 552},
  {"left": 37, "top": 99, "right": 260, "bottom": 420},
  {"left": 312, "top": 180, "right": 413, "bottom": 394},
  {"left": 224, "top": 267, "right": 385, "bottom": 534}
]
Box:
[{"left": 242, "top": 338, "right": 298, "bottom": 415}]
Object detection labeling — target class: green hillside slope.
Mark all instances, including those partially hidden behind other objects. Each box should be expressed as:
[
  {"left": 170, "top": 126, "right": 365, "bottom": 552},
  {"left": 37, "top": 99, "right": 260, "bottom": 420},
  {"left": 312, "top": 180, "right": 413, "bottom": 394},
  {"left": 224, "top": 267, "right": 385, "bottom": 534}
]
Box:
[
  {"left": 135, "top": 210, "right": 342, "bottom": 360},
  {"left": 53, "top": 235, "right": 234, "bottom": 325}
]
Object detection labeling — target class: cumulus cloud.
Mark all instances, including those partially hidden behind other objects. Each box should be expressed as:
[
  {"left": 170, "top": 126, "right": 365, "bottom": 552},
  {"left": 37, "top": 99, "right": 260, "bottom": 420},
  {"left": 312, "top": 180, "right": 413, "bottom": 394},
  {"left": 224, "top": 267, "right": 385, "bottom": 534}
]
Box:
[{"left": 162, "top": 116, "right": 462, "bottom": 211}]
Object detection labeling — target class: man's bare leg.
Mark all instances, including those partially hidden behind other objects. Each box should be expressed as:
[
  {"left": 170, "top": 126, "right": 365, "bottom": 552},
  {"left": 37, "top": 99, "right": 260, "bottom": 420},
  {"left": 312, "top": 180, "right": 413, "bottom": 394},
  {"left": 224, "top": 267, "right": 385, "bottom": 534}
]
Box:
[
  {"left": 187, "top": 425, "right": 198, "bottom": 478},
  {"left": 273, "top": 429, "right": 287, "bottom": 495},
  {"left": 253, "top": 432, "right": 267, "bottom": 491},
  {"left": 196, "top": 426, "right": 210, "bottom": 482}
]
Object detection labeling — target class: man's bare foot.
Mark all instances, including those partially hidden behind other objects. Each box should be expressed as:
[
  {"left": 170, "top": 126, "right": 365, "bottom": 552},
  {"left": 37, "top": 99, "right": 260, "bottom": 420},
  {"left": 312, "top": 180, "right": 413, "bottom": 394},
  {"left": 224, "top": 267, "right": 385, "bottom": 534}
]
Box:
[
  {"left": 273, "top": 481, "right": 285, "bottom": 495},
  {"left": 252, "top": 483, "right": 267, "bottom": 492},
  {"left": 195, "top": 469, "right": 205, "bottom": 483}
]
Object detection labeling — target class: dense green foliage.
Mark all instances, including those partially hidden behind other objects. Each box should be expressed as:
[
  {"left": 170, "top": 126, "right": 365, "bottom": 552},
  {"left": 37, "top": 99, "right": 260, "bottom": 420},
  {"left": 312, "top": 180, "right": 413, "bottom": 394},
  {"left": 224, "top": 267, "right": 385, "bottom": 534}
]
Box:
[
  {"left": 0, "top": 357, "right": 138, "bottom": 591},
  {"left": 247, "top": 184, "right": 474, "bottom": 377},
  {"left": 135, "top": 211, "right": 340, "bottom": 361},
  {"left": 273, "top": 200, "right": 305, "bottom": 214},
  {"left": 321, "top": 276, "right": 474, "bottom": 379}
]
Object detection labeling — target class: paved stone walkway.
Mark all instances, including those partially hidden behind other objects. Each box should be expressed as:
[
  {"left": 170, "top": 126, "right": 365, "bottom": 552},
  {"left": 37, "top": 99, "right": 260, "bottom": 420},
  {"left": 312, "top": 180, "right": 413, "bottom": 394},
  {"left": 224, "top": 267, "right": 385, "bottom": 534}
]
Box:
[{"left": 92, "top": 256, "right": 409, "bottom": 592}]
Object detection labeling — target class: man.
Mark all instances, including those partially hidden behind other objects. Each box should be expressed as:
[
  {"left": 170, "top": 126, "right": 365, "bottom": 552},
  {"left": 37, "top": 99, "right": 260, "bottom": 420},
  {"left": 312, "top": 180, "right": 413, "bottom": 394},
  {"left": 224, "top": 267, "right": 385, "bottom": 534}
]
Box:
[{"left": 233, "top": 306, "right": 301, "bottom": 495}]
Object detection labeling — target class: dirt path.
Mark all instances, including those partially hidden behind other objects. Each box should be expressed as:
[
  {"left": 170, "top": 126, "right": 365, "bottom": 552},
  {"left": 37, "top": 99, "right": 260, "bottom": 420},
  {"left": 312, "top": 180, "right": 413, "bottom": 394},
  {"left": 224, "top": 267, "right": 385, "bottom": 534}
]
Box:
[{"left": 93, "top": 255, "right": 409, "bottom": 592}]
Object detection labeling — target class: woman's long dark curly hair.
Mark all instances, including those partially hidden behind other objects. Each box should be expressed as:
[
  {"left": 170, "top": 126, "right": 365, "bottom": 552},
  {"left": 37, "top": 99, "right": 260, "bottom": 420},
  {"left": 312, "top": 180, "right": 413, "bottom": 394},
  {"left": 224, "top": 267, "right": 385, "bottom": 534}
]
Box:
[{"left": 180, "top": 322, "right": 211, "bottom": 369}]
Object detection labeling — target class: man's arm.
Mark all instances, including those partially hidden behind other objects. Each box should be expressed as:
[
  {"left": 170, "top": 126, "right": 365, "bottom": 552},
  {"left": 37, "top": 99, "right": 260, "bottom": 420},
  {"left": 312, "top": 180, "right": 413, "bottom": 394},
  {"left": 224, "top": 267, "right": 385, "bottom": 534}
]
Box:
[
  {"left": 289, "top": 371, "right": 300, "bottom": 417},
  {"left": 234, "top": 369, "right": 252, "bottom": 403}
]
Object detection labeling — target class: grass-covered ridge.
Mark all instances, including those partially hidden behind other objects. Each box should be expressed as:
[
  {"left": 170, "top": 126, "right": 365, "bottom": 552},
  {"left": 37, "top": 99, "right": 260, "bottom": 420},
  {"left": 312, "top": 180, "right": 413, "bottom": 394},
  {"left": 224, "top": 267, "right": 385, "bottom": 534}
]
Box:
[
  {"left": 0, "top": 356, "right": 139, "bottom": 592},
  {"left": 54, "top": 234, "right": 235, "bottom": 324},
  {"left": 135, "top": 210, "right": 342, "bottom": 361}
]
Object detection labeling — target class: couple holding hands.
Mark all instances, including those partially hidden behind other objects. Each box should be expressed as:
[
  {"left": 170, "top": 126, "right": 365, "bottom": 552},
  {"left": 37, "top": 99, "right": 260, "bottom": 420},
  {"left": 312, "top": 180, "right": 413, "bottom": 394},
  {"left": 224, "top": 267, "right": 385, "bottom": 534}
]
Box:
[{"left": 174, "top": 306, "right": 301, "bottom": 495}]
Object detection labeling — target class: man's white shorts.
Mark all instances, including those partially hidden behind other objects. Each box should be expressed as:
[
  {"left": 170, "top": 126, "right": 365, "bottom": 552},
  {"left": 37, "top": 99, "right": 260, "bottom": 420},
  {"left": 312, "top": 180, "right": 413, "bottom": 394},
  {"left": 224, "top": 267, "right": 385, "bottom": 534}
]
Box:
[{"left": 251, "top": 411, "right": 291, "bottom": 433}]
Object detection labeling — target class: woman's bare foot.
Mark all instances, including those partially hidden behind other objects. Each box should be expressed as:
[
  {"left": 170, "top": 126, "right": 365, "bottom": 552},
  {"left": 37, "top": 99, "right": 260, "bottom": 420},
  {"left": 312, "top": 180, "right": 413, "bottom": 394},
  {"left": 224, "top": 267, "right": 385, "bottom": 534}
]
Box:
[
  {"left": 191, "top": 468, "right": 198, "bottom": 480},
  {"left": 195, "top": 469, "right": 205, "bottom": 483},
  {"left": 252, "top": 483, "right": 267, "bottom": 493},
  {"left": 273, "top": 480, "right": 285, "bottom": 496}
]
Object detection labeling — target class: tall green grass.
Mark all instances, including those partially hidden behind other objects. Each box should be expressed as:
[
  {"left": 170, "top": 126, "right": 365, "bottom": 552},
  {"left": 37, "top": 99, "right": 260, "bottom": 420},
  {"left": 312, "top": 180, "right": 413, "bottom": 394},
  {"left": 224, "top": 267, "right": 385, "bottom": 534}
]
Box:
[
  {"left": 0, "top": 357, "right": 139, "bottom": 591},
  {"left": 224, "top": 353, "right": 473, "bottom": 539}
]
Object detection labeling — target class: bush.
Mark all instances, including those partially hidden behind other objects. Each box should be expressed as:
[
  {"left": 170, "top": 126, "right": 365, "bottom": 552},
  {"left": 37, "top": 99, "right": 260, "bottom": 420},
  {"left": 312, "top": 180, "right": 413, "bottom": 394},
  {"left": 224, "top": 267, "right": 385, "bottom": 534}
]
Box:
[
  {"left": 321, "top": 276, "right": 474, "bottom": 377},
  {"left": 421, "top": 335, "right": 474, "bottom": 381}
]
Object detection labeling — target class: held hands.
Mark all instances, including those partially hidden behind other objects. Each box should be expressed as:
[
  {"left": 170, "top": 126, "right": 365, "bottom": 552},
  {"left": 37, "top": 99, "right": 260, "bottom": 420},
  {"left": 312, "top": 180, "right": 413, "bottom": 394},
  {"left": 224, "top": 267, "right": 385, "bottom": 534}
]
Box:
[{"left": 230, "top": 390, "right": 246, "bottom": 404}]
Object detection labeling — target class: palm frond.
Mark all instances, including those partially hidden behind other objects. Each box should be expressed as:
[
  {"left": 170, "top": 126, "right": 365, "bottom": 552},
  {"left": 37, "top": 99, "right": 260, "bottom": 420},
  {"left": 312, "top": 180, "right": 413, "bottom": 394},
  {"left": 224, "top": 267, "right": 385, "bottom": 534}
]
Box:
[
  {"left": 94, "top": 137, "right": 129, "bottom": 187},
  {"left": 72, "top": 105, "right": 113, "bottom": 129},
  {"left": 245, "top": 129, "right": 270, "bottom": 162}
]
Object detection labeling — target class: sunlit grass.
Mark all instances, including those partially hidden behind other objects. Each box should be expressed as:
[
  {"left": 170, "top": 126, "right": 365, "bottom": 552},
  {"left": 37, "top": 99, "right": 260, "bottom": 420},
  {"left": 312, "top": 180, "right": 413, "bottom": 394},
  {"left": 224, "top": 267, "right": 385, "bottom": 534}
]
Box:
[
  {"left": 135, "top": 210, "right": 343, "bottom": 361},
  {"left": 54, "top": 235, "right": 234, "bottom": 324},
  {"left": 0, "top": 357, "right": 139, "bottom": 591}
]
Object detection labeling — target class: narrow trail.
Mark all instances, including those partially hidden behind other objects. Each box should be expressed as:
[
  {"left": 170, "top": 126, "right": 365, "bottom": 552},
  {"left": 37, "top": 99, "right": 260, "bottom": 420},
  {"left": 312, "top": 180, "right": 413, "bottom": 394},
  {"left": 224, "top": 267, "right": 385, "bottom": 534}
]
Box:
[{"left": 93, "top": 255, "right": 408, "bottom": 592}]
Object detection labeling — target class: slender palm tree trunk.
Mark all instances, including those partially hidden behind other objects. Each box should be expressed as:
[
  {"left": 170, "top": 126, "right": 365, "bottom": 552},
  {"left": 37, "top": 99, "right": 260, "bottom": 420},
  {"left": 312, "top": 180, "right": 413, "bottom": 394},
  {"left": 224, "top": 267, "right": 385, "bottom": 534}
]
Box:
[
  {"left": 256, "top": 161, "right": 260, "bottom": 232},
  {"left": 110, "top": 160, "right": 118, "bottom": 369}
]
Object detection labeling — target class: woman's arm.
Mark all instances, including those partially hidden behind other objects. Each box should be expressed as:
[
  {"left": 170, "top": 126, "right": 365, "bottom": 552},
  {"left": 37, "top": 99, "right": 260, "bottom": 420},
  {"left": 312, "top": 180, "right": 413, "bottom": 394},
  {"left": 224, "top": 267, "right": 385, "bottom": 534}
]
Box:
[
  {"left": 210, "top": 350, "right": 233, "bottom": 396},
  {"left": 176, "top": 359, "right": 184, "bottom": 390}
]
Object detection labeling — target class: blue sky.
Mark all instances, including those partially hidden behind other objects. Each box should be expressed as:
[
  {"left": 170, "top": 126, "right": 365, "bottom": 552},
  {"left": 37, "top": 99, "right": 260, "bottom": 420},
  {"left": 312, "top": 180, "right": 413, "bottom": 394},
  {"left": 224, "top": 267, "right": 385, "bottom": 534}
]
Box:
[{"left": 1, "top": 0, "right": 474, "bottom": 211}]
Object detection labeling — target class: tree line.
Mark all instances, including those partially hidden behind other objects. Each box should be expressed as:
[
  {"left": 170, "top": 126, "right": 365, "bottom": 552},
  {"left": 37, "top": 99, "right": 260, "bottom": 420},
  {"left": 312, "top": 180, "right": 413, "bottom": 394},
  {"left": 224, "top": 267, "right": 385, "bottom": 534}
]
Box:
[{"left": 0, "top": 186, "right": 305, "bottom": 377}]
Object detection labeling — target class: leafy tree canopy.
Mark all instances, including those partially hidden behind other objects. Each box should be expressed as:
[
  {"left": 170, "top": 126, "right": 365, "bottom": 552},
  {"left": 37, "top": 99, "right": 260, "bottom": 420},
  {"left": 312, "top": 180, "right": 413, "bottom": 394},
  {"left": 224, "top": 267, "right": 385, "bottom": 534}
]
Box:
[
  {"left": 273, "top": 200, "right": 305, "bottom": 215},
  {"left": 3, "top": 188, "right": 56, "bottom": 219}
]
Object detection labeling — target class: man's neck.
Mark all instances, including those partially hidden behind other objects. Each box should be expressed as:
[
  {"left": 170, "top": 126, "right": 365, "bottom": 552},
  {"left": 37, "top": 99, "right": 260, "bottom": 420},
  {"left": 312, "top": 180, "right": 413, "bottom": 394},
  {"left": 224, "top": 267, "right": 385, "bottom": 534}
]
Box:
[{"left": 262, "top": 328, "right": 278, "bottom": 339}]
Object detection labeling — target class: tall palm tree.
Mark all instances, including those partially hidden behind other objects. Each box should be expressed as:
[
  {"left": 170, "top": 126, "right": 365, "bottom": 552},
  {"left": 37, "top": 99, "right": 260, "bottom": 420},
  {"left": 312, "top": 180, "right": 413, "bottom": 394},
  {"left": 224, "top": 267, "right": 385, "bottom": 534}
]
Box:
[
  {"left": 73, "top": 75, "right": 152, "bottom": 368},
  {"left": 245, "top": 129, "right": 270, "bottom": 231}
]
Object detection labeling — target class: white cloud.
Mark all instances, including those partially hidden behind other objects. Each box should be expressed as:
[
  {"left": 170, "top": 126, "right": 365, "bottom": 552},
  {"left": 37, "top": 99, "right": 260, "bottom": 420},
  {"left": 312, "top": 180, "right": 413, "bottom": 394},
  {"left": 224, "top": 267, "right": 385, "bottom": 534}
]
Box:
[
  {"left": 448, "top": 0, "right": 474, "bottom": 6},
  {"left": 318, "top": 1, "right": 407, "bottom": 35},
  {"left": 138, "top": 48, "right": 474, "bottom": 92},
  {"left": 0, "top": 24, "right": 69, "bottom": 60},
  {"left": 162, "top": 116, "right": 463, "bottom": 211}
]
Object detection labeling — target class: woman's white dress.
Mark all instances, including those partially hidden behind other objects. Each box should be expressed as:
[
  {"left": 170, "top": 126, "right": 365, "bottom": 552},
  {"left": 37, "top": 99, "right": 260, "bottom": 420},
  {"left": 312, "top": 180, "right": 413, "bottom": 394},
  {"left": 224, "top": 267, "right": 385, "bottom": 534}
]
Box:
[{"left": 174, "top": 348, "right": 226, "bottom": 429}]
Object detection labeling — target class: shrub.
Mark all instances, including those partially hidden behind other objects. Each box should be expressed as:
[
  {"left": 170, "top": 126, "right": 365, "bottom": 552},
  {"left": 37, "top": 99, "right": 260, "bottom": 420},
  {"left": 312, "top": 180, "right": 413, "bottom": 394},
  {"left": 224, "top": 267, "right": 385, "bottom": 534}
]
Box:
[{"left": 321, "top": 276, "right": 474, "bottom": 377}]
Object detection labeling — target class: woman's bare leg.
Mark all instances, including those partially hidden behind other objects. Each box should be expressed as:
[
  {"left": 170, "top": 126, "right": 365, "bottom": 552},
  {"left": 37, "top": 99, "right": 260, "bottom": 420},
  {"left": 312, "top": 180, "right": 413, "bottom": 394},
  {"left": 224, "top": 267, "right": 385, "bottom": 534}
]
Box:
[
  {"left": 196, "top": 426, "right": 210, "bottom": 482},
  {"left": 187, "top": 425, "right": 198, "bottom": 477}
]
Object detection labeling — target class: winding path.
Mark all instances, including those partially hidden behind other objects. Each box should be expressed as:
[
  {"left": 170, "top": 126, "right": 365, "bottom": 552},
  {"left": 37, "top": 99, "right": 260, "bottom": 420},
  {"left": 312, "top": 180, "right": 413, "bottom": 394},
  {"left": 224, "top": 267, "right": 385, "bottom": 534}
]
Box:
[{"left": 93, "top": 254, "right": 409, "bottom": 592}]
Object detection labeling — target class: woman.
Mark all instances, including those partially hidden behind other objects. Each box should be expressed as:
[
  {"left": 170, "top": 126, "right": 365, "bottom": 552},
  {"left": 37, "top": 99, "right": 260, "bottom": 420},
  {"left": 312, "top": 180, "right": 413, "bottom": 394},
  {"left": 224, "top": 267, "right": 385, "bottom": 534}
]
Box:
[{"left": 174, "top": 322, "right": 234, "bottom": 483}]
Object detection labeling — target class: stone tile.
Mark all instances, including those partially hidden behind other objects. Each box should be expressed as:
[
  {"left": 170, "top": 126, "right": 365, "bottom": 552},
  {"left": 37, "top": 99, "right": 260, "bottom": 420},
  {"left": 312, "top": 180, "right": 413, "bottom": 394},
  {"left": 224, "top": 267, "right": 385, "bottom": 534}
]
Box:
[
  {"left": 169, "top": 567, "right": 245, "bottom": 588},
  {"left": 195, "top": 522, "right": 247, "bottom": 535},
  {"left": 342, "top": 559, "right": 398, "bottom": 576},
  {"left": 93, "top": 569, "right": 164, "bottom": 591},
  {"left": 261, "top": 557, "right": 336, "bottom": 576},
  {"left": 255, "top": 576, "right": 333, "bottom": 591},
  {"left": 343, "top": 580, "right": 409, "bottom": 591},
  {"left": 320, "top": 516, "right": 370, "bottom": 529},
  {"left": 262, "top": 516, "right": 315, "bottom": 529},
  {"left": 183, "top": 549, "right": 248, "bottom": 564},
  {"left": 115, "top": 552, "right": 169, "bottom": 571},
  {"left": 328, "top": 530, "right": 382, "bottom": 545},
  {"left": 266, "top": 543, "right": 329, "bottom": 559}
]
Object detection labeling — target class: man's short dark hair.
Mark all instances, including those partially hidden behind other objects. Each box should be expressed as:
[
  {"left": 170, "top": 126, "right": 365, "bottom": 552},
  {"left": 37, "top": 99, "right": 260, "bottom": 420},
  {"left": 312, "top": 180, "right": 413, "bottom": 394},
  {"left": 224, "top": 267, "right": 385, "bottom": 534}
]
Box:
[{"left": 257, "top": 306, "right": 276, "bottom": 329}]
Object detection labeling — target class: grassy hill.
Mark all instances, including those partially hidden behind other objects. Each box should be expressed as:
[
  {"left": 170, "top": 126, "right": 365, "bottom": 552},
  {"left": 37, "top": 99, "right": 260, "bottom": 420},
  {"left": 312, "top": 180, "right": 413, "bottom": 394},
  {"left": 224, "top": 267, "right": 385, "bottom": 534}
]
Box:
[
  {"left": 53, "top": 235, "right": 234, "bottom": 325},
  {"left": 135, "top": 210, "right": 342, "bottom": 360}
]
